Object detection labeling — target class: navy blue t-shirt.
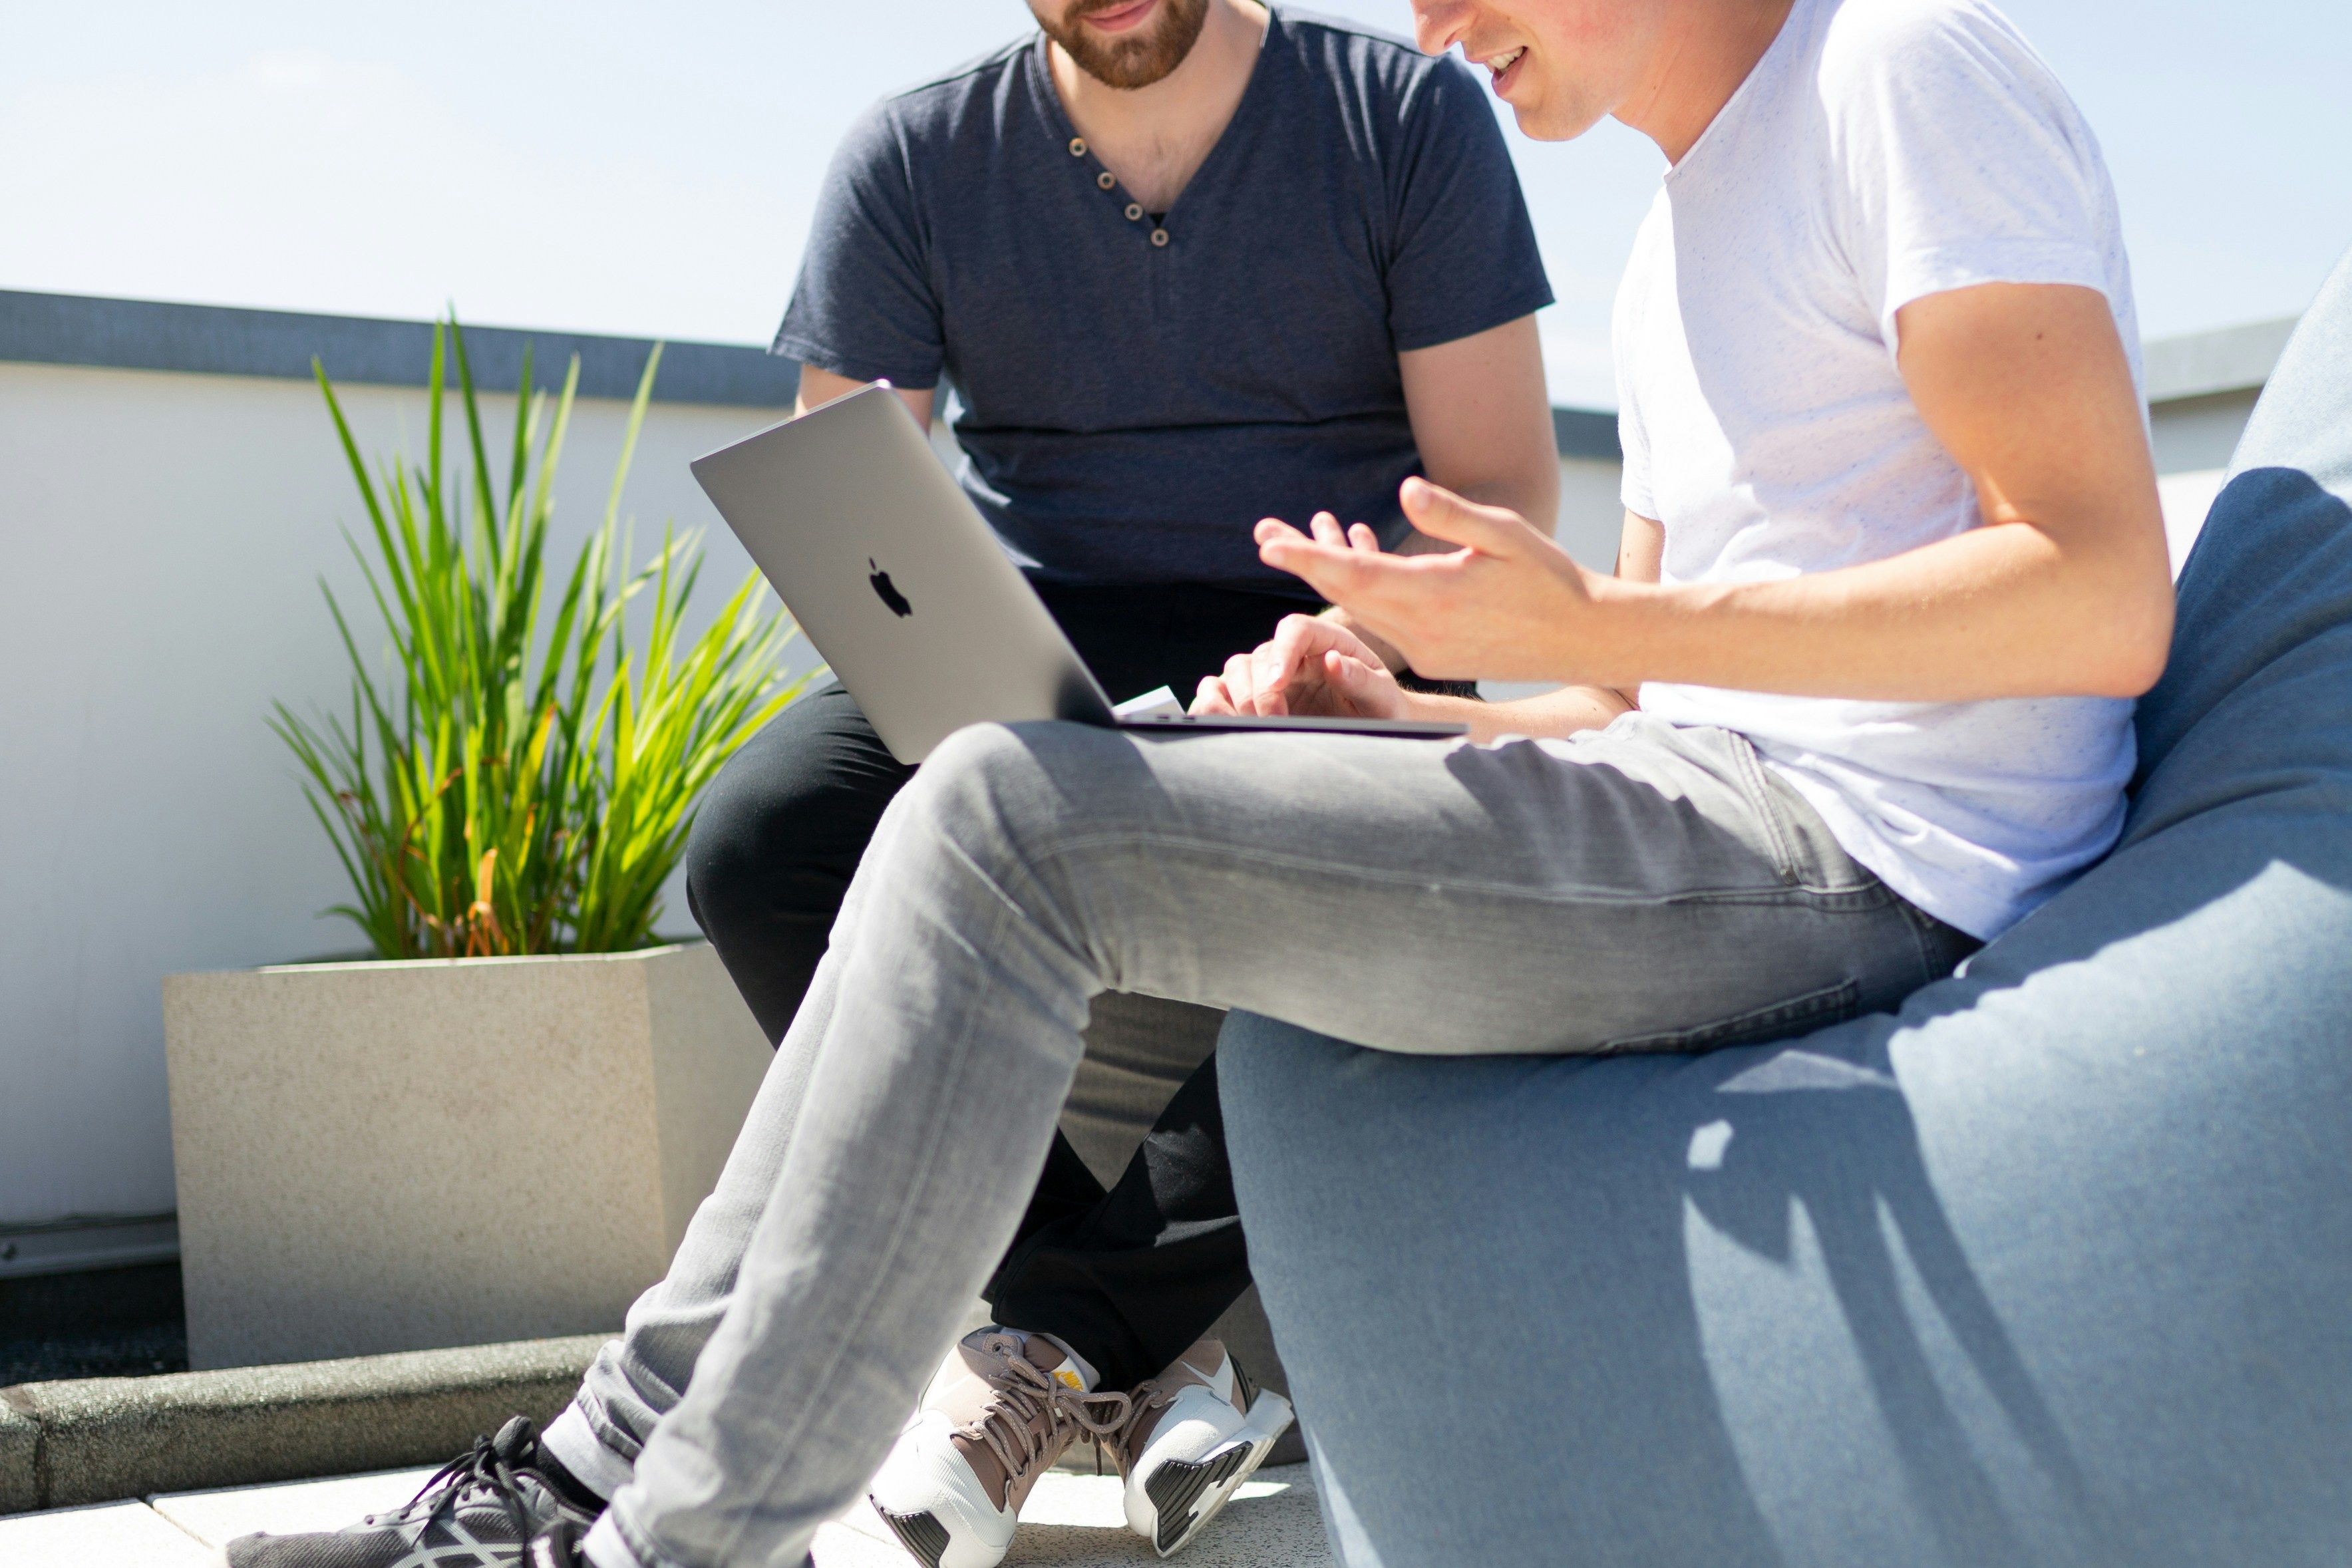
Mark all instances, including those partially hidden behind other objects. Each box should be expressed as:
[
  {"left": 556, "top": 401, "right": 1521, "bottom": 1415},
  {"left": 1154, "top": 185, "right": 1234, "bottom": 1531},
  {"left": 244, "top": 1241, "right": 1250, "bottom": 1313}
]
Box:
[{"left": 774, "top": 7, "right": 1553, "bottom": 596}]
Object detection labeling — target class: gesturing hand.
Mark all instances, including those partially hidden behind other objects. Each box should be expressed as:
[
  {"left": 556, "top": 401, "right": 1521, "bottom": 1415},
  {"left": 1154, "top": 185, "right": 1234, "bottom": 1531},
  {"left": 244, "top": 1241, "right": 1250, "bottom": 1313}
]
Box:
[
  {"left": 1191, "top": 609, "right": 1411, "bottom": 720},
  {"left": 1255, "top": 478, "right": 1605, "bottom": 685}
]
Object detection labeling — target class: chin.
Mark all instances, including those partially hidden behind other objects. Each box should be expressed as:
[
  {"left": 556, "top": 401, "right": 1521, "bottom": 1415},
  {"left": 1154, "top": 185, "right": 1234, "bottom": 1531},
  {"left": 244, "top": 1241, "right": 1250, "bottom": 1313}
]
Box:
[{"left": 1512, "top": 87, "right": 1604, "bottom": 143}]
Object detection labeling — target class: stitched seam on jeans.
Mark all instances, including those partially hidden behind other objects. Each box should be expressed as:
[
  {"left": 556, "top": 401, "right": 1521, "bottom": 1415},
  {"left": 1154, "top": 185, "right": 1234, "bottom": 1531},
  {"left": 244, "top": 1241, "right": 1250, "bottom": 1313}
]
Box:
[
  {"left": 690, "top": 864, "right": 1020, "bottom": 1568},
  {"left": 1895, "top": 898, "right": 1942, "bottom": 989},
  {"left": 1028, "top": 830, "right": 1864, "bottom": 909},
  {"left": 1727, "top": 732, "right": 1801, "bottom": 885},
  {"left": 1679, "top": 882, "right": 1900, "bottom": 911},
  {"left": 1600, "top": 977, "right": 1862, "bottom": 1054}
]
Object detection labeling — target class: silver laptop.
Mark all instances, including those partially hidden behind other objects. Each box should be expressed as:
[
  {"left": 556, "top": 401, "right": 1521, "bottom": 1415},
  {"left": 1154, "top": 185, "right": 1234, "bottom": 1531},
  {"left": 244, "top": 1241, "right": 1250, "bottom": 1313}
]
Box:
[{"left": 689, "top": 384, "right": 1468, "bottom": 764}]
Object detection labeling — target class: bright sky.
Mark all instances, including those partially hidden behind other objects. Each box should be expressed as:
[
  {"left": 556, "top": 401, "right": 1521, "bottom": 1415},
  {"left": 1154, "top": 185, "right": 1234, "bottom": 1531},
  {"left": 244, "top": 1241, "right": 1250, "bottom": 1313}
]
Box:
[{"left": 4, "top": 1, "right": 2347, "bottom": 408}]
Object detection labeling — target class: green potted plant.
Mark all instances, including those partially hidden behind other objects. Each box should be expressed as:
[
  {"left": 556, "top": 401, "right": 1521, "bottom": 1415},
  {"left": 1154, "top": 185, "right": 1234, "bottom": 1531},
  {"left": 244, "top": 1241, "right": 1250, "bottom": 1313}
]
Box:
[{"left": 162, "top": 319, "right": 812, "bottom": 1370}]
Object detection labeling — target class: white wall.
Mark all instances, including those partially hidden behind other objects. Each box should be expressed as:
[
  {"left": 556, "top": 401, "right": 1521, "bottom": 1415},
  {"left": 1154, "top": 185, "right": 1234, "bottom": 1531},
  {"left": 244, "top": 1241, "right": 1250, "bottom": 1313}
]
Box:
[{"left": 0, "top": 361, "right": 804, "bottom": 1229}]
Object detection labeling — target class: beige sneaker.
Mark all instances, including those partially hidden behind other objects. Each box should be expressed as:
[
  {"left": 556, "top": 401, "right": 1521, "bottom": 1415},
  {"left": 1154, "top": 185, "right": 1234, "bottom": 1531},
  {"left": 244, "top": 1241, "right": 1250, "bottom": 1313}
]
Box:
[
  {"left": 868, "top": 1328, "right": 1128, "bottom": 1568},
  {"left": 1110, "top": 1338, "right": 1295, "bottom": 1557}
]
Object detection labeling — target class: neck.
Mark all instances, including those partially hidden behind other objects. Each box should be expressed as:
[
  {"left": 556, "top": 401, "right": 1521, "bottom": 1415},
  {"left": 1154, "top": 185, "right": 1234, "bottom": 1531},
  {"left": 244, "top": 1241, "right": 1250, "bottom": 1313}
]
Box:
[
  {"left": 1047, "top": 0, "right": 1268, "bottom": 142},
  {"left": 1613, "top": 0, "right": 1797, "bottom": 165}
]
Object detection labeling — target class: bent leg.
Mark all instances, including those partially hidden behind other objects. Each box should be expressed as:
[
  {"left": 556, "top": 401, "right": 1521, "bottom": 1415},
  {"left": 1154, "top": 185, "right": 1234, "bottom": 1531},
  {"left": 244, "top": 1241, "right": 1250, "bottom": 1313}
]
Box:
[
  {"left": 548, "top": 689, "right": 904, "bottom": 1489},
  {"left": 599, "top": 714, "right": 1963, "bottom": 1568},
  {"left": 554, "top": 688, "right": 1139, "bottom": 1488},
  {"left": 684, "top": 683, "right": 910, "bottom": 1042}
]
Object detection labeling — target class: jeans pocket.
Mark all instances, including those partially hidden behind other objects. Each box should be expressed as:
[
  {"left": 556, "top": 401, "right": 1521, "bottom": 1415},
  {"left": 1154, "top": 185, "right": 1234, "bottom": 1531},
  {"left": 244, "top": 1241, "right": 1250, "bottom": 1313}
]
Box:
[{"left": 1600, "top": 978, "right": 1862, "bottom": 1056}]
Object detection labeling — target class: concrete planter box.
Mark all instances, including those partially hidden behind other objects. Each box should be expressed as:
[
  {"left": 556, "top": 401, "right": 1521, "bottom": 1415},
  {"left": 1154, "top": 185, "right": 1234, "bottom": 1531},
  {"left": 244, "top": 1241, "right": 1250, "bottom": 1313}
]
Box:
[{"left": 162, "top": 943, "right": 768, "bottom": 1370}]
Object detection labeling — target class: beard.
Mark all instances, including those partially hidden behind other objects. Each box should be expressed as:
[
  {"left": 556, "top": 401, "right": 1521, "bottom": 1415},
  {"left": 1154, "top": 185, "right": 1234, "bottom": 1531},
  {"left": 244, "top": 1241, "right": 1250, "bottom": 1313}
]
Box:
[{"left": 1041, "top": 0, "right": 1212, "bottom": 90}]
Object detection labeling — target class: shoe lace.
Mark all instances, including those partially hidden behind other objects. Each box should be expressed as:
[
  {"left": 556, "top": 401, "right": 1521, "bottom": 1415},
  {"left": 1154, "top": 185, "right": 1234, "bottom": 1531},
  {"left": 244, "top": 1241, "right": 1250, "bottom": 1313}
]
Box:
[
  {"left": 960, "top": 1333, "right": 1134, "bottom": 1487},
  {"left": 371, "top": 1431, "right": 545, "bottom": 1548},
  {"left": 1111, "top": 1378, "right": 1174, "bottom": 1470}
]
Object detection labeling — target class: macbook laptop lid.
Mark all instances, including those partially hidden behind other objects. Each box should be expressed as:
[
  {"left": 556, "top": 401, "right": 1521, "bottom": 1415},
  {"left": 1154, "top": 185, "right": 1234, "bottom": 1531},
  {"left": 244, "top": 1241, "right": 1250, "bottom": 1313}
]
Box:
[{"left": 691, "top": 384, "right": 1464, "bottom": 764}]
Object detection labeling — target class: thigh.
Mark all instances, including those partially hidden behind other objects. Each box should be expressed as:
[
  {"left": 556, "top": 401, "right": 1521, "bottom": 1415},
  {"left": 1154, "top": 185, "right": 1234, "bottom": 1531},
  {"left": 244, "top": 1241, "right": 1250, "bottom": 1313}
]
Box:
[
  {"left": 691, "top": 684, "right": 910, "bottom": 883},
  {"left": 935, "top": 712, "right": 1945, "bottom": 1058}
]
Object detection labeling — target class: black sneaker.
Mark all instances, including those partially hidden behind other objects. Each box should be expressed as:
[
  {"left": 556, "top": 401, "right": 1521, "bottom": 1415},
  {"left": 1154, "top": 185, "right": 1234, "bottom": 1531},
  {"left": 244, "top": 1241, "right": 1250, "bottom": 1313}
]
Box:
[{"left": 218, "top": 1417, "right": 595, "bottom": 1567}]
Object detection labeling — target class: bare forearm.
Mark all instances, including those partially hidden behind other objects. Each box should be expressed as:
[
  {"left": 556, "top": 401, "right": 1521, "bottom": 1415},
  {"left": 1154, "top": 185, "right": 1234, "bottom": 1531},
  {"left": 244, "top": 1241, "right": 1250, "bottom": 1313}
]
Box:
[
  {"left": 797, "top": 365, "right": 933, "bottom": 429},
  {"left": 1436, "top": 464, "right": 1559, "bottom": 548},
  {"left": 1587, "top": 520, "right": 2172, "bottom": 701},
  {"left": 1406, "top": 683, "right": 1633, "bottom": 744},
  {"left": 1368, "top": 313, "right": 1562, "bottom": 660}
]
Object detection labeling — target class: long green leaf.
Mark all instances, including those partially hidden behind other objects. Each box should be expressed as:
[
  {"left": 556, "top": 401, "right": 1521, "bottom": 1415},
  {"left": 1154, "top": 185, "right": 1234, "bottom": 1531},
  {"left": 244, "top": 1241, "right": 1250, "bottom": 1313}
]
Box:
[{"left": 279, "top": 314, "right": 807, "bottom": 957}]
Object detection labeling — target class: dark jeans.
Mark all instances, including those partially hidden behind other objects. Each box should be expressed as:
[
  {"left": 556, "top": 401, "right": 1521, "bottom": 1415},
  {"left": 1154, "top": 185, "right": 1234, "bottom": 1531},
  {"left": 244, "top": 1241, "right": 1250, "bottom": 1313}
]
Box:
[{"left": 683, "top": 582, "right": 1306, "bottom": 1391}]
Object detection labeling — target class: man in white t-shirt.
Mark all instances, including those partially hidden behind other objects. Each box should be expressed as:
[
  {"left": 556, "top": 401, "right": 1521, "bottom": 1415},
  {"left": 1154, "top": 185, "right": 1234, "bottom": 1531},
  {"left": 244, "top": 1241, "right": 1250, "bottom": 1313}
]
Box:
[{"left": 226, "top": 5, "right": 2171, "bottom": 1566}]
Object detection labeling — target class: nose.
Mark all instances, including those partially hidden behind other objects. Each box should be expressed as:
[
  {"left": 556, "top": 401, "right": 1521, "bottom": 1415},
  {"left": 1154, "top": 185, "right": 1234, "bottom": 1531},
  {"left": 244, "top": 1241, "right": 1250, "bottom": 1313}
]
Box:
[{"left": 1409, "top": 0, "right": 1476, "bottom": 57}]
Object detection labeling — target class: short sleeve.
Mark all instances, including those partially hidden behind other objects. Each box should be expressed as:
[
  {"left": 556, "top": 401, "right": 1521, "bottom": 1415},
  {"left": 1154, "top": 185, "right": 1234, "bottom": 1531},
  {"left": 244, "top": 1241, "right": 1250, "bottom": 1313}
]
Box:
[
  {"left": 772, "top": 102, "right": 946, "bottom": 389},
  {"left": 1825, "top": 3, "right": 2121, "bottom": 355},
  {"left": 1615, "top": 361, "right": 1655, "bottom": 521},
  {"left": 1611, "top": 207, "right": 1663, "bottom": 521},
  {"left": 1382, "top": 57, "right": 1556, "bottom": 353}
]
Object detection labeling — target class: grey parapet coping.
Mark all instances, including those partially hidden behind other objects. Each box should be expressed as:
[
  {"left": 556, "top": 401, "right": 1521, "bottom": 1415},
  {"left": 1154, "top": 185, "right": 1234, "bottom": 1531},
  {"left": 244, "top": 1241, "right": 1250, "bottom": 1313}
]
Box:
[
  {"left": 1553, "top": 405, "right": 1623, "bottom": 462},
  {"left": 0, "top": 1214, "right": 179, "bottom": 1281},
  {"left": 0, "top": 289, "right": 803, "bottom": 407},
  {"left": 1, "top": 287, "right": 1625, "bottom": 454},
  {"left": 2144, "top": 317, "right": 2297, "bottom": 407},
  {"left": 0, "top": 1332, "right": 614, "bottom": 1515}
]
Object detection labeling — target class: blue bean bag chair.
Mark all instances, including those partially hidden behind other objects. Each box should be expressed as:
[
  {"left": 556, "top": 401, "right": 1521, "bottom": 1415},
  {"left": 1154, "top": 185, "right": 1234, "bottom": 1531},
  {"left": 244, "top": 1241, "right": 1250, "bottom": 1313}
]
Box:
[{"left": 1220, "top": 243, "right": 2352, "bottom": 1568}]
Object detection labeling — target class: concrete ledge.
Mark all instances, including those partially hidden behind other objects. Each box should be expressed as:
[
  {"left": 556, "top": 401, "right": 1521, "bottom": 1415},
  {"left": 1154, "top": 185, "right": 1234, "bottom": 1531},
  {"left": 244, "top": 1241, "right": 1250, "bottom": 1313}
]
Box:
[
  {"left": 0, "top": 1389, "right": 39, "bottom": 1515},
  {"left": 0, "top": 1333, "right": 611, "bottom": 1515}
]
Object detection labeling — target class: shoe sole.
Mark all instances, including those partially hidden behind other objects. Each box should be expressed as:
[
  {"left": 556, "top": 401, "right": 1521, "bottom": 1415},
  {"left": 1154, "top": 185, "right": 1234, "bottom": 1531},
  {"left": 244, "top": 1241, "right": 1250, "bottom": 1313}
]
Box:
[
  {"left": 874, "top": 1504, "right": 955, "bottom": 1568},
  {"left": 1144, "top": 1389, "right": 1295, "bottom": 1557}
]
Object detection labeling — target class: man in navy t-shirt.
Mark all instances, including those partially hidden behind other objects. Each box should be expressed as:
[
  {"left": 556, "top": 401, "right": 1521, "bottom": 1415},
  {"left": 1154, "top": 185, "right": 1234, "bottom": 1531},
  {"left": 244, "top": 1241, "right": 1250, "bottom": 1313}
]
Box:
[
  {"left": 684, "top": 13, "right": 1547, "bottom": 1549},
  {"left": 229, "top": 7, "right": 1554, "bottom": 1568}
]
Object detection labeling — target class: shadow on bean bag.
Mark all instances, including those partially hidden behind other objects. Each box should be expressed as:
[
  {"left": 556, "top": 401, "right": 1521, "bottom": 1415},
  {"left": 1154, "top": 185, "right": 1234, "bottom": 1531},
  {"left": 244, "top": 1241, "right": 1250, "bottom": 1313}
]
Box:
[{"left": 1220, "top": 244, "right": 2352, "bottom": 1568}]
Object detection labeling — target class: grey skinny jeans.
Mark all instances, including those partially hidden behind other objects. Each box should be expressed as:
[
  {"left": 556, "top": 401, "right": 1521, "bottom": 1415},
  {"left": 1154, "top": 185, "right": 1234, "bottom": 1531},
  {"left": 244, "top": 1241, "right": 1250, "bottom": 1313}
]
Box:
[{"left": 586, "top": 710, "right": 1975, "bottom": 1568}]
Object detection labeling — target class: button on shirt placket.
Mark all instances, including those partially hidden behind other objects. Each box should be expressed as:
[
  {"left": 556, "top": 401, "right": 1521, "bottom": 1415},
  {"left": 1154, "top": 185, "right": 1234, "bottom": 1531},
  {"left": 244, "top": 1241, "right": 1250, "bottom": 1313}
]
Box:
[{"left": 1073, "top": 134, "right": 1170, "bottom": 249}]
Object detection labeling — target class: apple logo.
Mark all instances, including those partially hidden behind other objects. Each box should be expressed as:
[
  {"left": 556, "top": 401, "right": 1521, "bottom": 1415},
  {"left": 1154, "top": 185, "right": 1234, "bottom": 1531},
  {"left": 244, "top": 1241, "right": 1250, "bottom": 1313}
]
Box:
[{"left": 868, "top": 559, "right": 913, "bottom": 619}]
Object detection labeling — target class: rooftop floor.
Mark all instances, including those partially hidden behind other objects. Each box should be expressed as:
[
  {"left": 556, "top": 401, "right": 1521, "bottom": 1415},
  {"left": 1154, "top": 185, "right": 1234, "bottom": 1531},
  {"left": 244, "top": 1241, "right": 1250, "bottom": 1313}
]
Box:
[{"left": 0, "top": 1460, "right": 1333, "bottom": 1567}]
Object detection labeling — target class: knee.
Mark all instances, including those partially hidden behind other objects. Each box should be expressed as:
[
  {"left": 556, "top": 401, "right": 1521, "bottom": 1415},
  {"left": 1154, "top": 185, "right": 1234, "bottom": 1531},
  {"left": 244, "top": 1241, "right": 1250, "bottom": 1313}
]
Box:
[
  {"left": 884, "top": 720, "right": 1155, "bottom": 908},
  {"left": 684, "top": 744, "right": 792, "bottom": 921},
  {"left": 892, "top": 723, "right": 1059, "bottom": 871},
  {"left": 685, "top": 721, "right": 894, "bottom": 930}
]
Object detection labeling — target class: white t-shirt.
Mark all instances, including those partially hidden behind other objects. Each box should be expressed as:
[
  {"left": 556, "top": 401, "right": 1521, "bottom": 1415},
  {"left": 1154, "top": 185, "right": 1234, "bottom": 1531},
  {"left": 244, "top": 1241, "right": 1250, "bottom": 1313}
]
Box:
[{"left": 1609, "top": 0, "right": 2142, "bottom": 941}]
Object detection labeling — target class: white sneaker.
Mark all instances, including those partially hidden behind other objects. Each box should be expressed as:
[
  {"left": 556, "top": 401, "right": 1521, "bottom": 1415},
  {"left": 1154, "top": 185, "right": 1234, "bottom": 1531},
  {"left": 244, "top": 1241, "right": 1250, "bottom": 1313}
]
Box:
[
  {"left": 868, "top": 1327, "right": 1126, "bottom": 1568},
  {"left": 1109, "top": 1338, "right": 1295, "bottom": 1557}
]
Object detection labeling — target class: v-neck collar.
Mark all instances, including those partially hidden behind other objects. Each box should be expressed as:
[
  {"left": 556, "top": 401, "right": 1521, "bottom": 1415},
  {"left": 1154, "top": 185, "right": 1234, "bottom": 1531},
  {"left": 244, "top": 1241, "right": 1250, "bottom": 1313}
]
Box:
[
  {"left": 1665, "top": 0, "right": 1809, "bottom": 182},
  {"left": 1027, "top": 3, "right": 1281, "bottom": 228}
]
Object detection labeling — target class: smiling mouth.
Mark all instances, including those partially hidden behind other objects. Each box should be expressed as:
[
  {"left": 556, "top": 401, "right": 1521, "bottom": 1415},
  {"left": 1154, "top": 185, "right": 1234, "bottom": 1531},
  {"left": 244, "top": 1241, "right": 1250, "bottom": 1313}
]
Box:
[
  {"left": 1485, "top": 47, "right": 1527, "bottom": 88},
  {"left": 1083, "top": 0, "right": 1160, "bottom": 33}
]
